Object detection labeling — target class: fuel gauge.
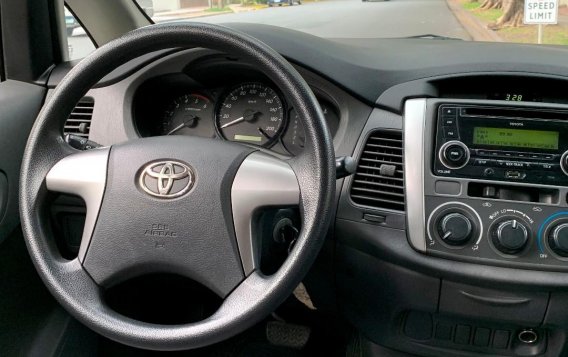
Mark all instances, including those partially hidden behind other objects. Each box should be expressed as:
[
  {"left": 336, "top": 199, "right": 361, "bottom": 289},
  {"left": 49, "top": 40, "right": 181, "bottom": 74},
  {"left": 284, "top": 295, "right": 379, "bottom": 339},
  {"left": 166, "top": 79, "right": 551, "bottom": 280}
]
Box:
[{"left": 282, "top": 100, "right": 340, "bottom": 156}]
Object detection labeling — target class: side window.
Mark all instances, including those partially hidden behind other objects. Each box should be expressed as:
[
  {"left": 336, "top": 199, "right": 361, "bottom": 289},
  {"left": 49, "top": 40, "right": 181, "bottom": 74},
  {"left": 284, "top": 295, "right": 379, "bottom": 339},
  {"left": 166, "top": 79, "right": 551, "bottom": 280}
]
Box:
[{"left": 64, "top": 7, "right": 96, "bottom": 61}]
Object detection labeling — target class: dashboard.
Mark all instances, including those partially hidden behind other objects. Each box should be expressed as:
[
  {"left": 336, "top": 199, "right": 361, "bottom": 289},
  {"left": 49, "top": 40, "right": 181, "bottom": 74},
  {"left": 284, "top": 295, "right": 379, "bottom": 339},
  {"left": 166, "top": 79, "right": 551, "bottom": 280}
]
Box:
[{"left": 49, "top": 23, "right": 568, "bottom": 357}]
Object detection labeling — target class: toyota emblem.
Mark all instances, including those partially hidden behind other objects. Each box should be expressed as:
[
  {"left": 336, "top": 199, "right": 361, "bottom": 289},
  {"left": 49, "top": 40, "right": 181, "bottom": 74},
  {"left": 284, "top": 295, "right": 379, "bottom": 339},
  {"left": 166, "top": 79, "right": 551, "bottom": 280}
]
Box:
[{"left": 139, "top": 161, "right": 195, "bottom": 198}]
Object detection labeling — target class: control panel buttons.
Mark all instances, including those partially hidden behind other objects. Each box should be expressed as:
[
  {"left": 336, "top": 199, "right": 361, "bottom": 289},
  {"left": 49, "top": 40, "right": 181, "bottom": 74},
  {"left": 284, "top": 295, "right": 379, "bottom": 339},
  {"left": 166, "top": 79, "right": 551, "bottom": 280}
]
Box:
[
  {"left": 548, "top": 223, "right": 568, "bottom": 257},
  {"left": 538, "top": 163, "right": 557, "bottom": 170},
  {"left": 438, "top": 213, "right": 473, "bottom": 246},
  {"left": 442, "top": 117, "right": 456, "bottom": 126},
  {"left": 492, "top": 219, "right": 529, "bottom": 255},
  {"left": 443, "top": 127, "right": 459, "bottom": 139},
  {"left": 473, "top": 158, "right": 493, "bottom": 166},
  {"left": 442, "top": 107, "right": 458, "bottom": 117},
  {"left": 447, "top": 146, "right": 466, "bottom": 163},
  {"left": 440, "top": 141, "right": 470, "bottom": 169}
]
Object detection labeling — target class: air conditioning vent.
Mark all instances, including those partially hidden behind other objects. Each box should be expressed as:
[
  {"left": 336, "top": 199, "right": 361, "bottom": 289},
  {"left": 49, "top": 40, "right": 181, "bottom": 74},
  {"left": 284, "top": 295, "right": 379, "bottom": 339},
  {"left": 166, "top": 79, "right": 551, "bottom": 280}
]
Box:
[
  {"left": 63, "top": 97, "right": 94, "bottom": 138},
  {"left": 350, "top": 130, "right": 404, "bottom": 211}
]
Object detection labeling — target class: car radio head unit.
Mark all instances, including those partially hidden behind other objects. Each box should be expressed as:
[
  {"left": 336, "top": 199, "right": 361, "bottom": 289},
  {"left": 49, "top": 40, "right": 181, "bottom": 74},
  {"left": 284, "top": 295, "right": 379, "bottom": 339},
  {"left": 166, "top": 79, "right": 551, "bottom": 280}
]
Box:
[{"left": 433, "top": 105, "right": 568, "bottom": 185}]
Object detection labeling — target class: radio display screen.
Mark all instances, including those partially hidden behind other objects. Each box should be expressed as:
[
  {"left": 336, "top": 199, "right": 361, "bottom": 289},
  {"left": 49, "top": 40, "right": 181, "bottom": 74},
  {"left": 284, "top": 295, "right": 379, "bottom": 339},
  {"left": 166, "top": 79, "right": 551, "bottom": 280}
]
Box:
[{"left": 472, "top": 127, "right": 559, "bottom": 150}]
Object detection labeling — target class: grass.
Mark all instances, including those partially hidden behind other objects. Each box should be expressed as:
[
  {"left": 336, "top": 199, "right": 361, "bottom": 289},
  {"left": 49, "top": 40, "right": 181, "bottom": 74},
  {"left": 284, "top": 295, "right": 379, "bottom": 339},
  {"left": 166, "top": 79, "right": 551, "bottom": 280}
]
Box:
[
  {"left": 500, "top": 25, "right": 568, "bottom": 45},
  {"left": 460, "top": 0, "right": 568, "bottom": 45},
  {"left": 204, "top": 6, "right": 233, "bottom": 12},
  {"left": 249, "top": 4, "right": 268, "bottom": 9},
  {"left": 461, "top": 0, "right": 503, "bottom": 23}
]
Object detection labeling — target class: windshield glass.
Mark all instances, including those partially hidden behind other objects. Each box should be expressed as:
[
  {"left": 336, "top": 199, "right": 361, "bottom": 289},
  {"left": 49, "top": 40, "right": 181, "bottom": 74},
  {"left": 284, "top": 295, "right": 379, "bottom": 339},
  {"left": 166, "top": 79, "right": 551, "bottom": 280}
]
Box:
[{"left": 136, "top": 0, "right": 568, "bottom": 44}]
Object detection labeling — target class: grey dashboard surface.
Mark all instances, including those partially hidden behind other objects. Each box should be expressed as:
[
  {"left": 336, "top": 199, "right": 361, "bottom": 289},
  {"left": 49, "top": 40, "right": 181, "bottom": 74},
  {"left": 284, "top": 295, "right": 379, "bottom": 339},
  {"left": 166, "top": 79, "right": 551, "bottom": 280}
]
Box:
[{"left": 48, "top": 23, "right": 568, "bottom": 108}]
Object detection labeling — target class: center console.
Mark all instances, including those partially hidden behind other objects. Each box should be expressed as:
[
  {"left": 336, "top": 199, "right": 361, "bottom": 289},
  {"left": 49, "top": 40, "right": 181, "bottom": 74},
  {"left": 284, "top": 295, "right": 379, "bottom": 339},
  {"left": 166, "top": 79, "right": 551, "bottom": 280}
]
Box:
[{"left": 405, "top": 99, "right": 568, "bottom": 270}]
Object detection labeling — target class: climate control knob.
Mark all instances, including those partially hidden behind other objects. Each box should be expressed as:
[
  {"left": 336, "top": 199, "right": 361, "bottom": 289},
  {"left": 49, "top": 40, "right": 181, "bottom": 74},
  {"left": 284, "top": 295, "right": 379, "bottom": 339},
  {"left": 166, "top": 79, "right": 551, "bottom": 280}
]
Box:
[
  {"left": 548, "top": 223, "right": 568, "bottom": 257},
  {"left": 438, "top": 213, "right": 473, "bottom": 245},
  {"left": 493, "top": 219, "right": 529, "bottom": 254}
]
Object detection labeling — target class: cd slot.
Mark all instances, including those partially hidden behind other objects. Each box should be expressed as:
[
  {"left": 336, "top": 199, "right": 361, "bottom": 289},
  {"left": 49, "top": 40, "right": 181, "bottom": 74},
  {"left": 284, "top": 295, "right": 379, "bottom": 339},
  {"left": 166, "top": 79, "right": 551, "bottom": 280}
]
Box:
[
  {"left": 468, "top": 182, "right": 559, "bottom": 204},
  {"left": 462, "top": 107, "right": 568, "bottom": 121}
]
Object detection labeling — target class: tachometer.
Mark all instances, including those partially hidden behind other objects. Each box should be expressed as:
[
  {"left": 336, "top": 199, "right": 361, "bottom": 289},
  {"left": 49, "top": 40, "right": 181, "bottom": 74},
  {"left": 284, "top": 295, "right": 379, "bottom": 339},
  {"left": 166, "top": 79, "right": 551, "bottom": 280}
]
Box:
[
  {"left": 161, "top": 93, "right": 215, "bottom": 137},
  {"left": 216, "top": 83, "right": 285, "bottom": 147}
]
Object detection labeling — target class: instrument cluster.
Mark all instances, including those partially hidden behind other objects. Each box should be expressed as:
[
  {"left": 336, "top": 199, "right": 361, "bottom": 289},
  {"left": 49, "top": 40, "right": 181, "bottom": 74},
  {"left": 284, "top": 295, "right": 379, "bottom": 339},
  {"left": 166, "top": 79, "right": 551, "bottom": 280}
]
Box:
[{"left": 134, "top": 73, "right": 339, "bottom": 156}]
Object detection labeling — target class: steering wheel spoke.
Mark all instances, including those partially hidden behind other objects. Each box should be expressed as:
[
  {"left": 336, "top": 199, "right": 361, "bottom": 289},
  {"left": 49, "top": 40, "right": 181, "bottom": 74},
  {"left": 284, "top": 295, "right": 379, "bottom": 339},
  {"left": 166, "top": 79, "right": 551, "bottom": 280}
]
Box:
[
  {"left": 45, "top": 148, "right": 110, "bottom": 262},
  {"left": 231, "top": 152, "right": 300, "bottom": 276}
]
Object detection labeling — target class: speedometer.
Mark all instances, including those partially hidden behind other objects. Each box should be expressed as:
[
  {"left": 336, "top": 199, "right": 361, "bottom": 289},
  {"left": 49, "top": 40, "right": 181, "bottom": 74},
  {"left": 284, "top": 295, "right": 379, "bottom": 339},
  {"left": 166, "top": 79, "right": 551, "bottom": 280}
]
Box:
[{"left": 215, "top": 83, "right": 285, "bottom": 147}]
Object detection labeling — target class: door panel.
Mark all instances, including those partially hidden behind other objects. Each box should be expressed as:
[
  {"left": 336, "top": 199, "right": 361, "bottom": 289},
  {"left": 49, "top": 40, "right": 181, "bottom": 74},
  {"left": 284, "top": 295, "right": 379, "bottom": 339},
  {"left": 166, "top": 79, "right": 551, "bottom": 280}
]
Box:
[{"left": 0, "top": 80, "right": 45, "bottom": 242}]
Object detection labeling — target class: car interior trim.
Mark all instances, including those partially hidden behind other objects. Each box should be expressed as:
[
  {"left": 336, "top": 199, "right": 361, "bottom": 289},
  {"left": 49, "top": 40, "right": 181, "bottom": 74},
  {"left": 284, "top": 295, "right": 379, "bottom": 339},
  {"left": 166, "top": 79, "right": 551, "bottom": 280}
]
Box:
[
  {"left": 45, "top": 147, "right": 110, "bottom": 262},
  {"left": 403, "top": 98, "right": 427, "bottom": 252},
  {"left": 231, "top": 151, "right": 300, "bottom": 275}
]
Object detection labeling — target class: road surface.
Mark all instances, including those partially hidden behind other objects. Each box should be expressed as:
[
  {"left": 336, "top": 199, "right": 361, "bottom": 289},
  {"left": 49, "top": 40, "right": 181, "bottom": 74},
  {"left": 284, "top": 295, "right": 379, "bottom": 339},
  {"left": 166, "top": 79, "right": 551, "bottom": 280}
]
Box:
[{"left": 67, "top": 0, "right": 469, "bottom": 59}]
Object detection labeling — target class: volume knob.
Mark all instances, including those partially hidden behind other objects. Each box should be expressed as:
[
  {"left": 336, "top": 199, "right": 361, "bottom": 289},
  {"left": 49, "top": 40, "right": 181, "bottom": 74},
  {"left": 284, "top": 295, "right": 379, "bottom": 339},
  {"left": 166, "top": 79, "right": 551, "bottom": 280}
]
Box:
[
  {"left": 440, "top": 141, "right": 470, "bottom": 169},
  {"left": 438, "top": 213, "right": 473, "bottom": 246},
  {"left": 561, "top": 151, "right": 568, "bottom": 176},
  {"left": 493, "top": 219, "right": 529, "bottom": 254}
]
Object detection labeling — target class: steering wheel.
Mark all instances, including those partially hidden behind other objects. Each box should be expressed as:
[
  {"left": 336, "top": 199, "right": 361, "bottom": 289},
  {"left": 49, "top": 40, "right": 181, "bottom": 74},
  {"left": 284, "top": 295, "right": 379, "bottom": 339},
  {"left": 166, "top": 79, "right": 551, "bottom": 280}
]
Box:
[{"left": 19, "top": 23, "right": 335, "bottom": 351}]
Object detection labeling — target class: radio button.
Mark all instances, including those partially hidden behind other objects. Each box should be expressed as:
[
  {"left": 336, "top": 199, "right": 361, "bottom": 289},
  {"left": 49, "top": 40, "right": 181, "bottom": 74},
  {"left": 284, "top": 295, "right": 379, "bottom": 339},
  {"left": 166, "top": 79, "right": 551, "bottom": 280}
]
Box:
[
  {"left": 539, "top": 163, "right": 557, "bottom": 170},
  {"left": 473, "top": 158, "right": 492, "bottom": 166},
  {"left": 442, "top": 117, "right": 456, "bottom": 126},
  {"left": 447, "top": 146, "right": 466, "bottom": 162},
  {"left": 544, "top": 154, "right": 556, "bottom": 160},
  {"left": 441, "top": 107, "right": 458, "bottom": 117},
  {"left": 498, "top": 161, "right": 529, "bottom": 169},
  {"left": 443, "top": 127, "right": 459, "bottom": 139}
]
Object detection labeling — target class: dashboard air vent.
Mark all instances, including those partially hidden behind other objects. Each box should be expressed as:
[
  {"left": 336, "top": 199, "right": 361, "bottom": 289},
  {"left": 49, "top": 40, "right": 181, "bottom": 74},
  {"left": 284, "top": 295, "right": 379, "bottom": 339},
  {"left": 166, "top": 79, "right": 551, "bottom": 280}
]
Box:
[
  {"left": 64, "top": 97, "right": 94, "bottom": 138},
  {"left": 350, "top": 130, "right": 404, "bottom": 211}
]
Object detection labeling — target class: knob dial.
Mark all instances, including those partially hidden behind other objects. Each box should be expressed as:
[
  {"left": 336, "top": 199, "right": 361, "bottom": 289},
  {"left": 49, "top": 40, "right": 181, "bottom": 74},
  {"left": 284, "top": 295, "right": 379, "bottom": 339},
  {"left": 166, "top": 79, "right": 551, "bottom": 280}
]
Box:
[
  {"left": 561, "top": 151, "right": 568, "bottom": 176},
  {"left": 549, "top": 223, "right": 568, "bottom": 257},
  {"left": 439, "top": 141, "right": 470, "bottom": 169},
  {"left": 438, "top": 213, "right": 473, "bottom": 245},
  {"left": 493, "top": 219, "right": 529, "bottom": 254}
]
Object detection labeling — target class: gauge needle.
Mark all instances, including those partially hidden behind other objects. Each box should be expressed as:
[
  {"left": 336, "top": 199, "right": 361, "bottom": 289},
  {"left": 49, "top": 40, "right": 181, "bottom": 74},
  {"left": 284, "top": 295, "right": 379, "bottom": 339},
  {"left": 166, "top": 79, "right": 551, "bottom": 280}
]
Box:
[
  {"left": 167, "top": 116, "right": 198, "bottom": 135},
  {"left": 220, "top": 116, "right": 244, "bottom": 129},
  {"left": 220, "top": 111, "right": 260, "bottom": 129},
  {"left": 258, "top": 128, "right": 271, "bottom": 139}
]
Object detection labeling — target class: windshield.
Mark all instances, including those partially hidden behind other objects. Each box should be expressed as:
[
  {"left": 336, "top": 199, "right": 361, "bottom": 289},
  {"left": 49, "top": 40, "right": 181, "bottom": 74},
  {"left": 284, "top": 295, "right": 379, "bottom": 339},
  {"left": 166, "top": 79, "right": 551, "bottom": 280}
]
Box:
[
  {"left": 135, "top": 0, "right": 567, "bottom": 44},
  {"left": 66, "top": 0, "right": 568, "bottom": 59}
]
